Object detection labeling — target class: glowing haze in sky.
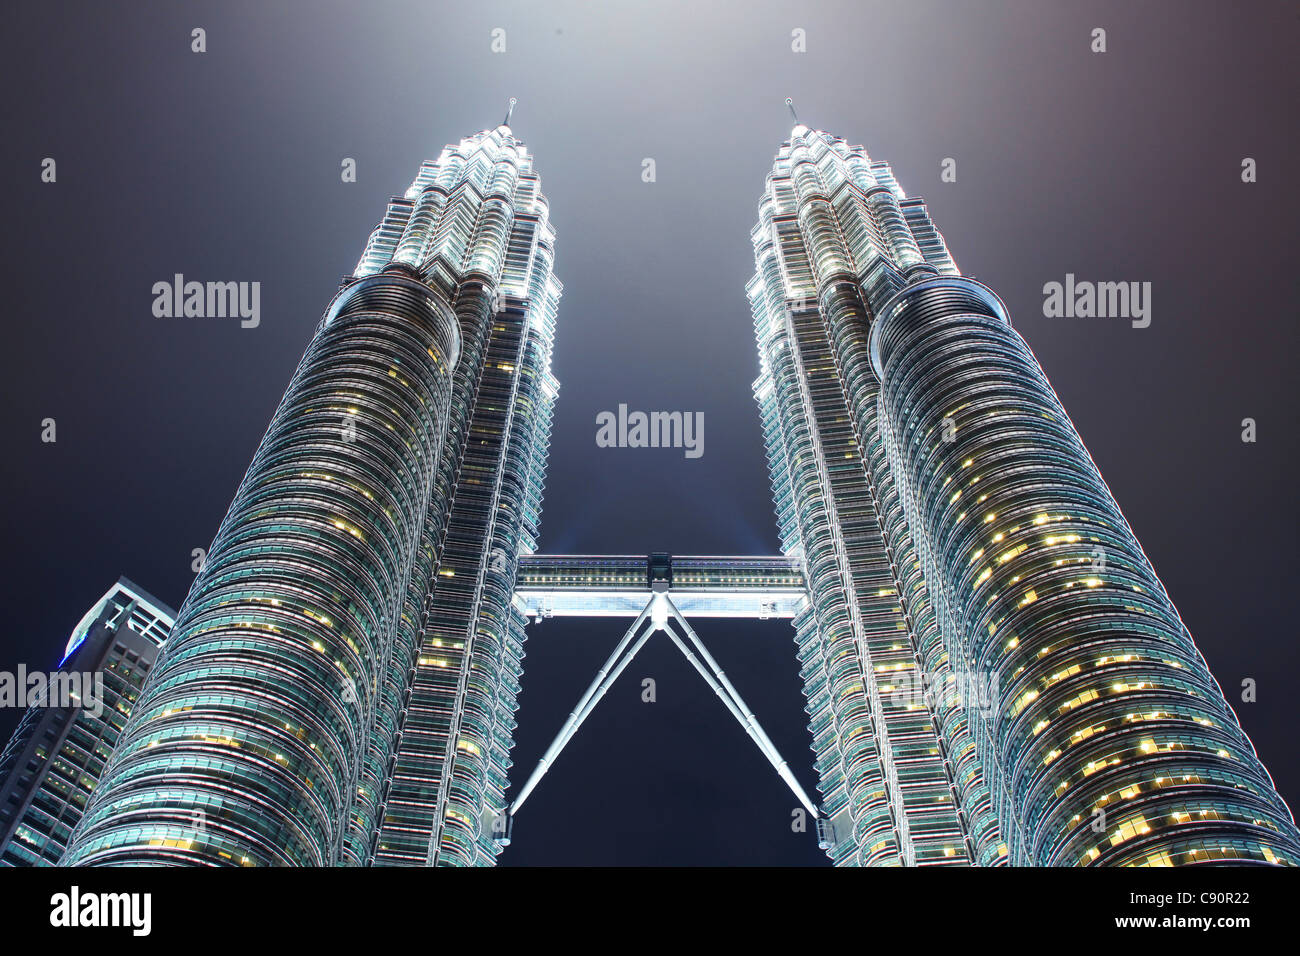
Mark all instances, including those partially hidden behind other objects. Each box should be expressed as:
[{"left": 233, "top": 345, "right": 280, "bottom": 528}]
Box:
[{"left": 1, "top": 0, "right": 1295, "bottom": 864}]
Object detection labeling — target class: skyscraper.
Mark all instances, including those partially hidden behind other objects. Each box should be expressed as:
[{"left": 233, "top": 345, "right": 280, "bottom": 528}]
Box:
[
  {"left": 62, "top": 120, "right": 560, "bottom": 867},
  {"left": 748, "top": 117, "right": 1300, "bottom": 865},
  {"left": 48, "top": 115, "right": 1297, "bottom": 869},
  {"left": 0, "top": 579, "right": 173, "bottom": 865}
]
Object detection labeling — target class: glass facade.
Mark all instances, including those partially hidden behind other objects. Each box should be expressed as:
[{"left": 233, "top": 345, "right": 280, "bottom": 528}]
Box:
[
  {"left": 873, "top": 277, "right": 1300, "bottom": 866},
  {"left": 367, "top": 131, "right": 560, "bottom": 867},
  {"left": 749, "top": 124, "right": 1300, "bottom": 865}
]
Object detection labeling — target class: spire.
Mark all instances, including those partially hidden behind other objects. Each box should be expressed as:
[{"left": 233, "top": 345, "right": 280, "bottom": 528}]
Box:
[
  {"left": 785, "top": 97, "right": 799, "bottom": 126},
  {"left": 502, "top": 96, "right": 517, "bottom": 128}
]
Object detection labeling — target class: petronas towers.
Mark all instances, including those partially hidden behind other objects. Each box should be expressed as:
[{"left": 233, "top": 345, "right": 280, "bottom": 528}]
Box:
[
  {"left": 749, "top": 122, "right": 1298, "bottom": 866},
  {"left": 64, "top": 124, "right": 559, "bottom": 866},
  {"left": 48, "top": 115, "right": 1298, "bottom": 867}
]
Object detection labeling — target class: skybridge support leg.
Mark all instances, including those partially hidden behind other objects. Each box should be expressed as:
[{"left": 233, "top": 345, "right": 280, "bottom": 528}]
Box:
[
  {"left": 663, "top": 597, "right": 822, "bottom": 819},
  {"left": 509, "top": 600, "right": 656, "bottom": 817},
  {"left": 505, "top": 591, "right": 823, "bottom": 838},
  {"left": 661, "top": 620, "right": 819, "bottom": 817}
]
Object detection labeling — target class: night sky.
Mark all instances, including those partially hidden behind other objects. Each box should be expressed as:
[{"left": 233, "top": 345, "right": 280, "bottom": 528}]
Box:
[{"left": 1, "top": 1, "right": 1295, "bottom": 866}]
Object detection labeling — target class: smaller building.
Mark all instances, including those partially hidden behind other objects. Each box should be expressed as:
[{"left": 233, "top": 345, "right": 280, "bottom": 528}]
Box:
[{"left": 0, "top": 578, "right": 174, "bottom": 866}]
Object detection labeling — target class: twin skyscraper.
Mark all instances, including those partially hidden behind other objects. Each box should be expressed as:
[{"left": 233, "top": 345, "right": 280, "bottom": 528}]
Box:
[{"left": 54, "top": 117, "right": 1299, "bottom": 867}]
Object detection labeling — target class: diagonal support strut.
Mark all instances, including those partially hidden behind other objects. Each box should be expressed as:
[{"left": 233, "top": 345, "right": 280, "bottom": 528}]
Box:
[
  {"left": 661, "top": 596, "right": 821, "bottom": 818},
  {"left": 509, "top": 600, "right": 656, "bottom": 816},
  {"left": 505, "top": 591, "right": 823, "bottom": 830}
]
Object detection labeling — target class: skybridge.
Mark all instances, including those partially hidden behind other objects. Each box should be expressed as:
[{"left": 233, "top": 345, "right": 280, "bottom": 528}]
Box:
[
  {"left": 511, "top": 552, "right": 809, "bottom": 621},
  {"left": 502, "top": 553, "right": 837, "bottom": 851}
]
